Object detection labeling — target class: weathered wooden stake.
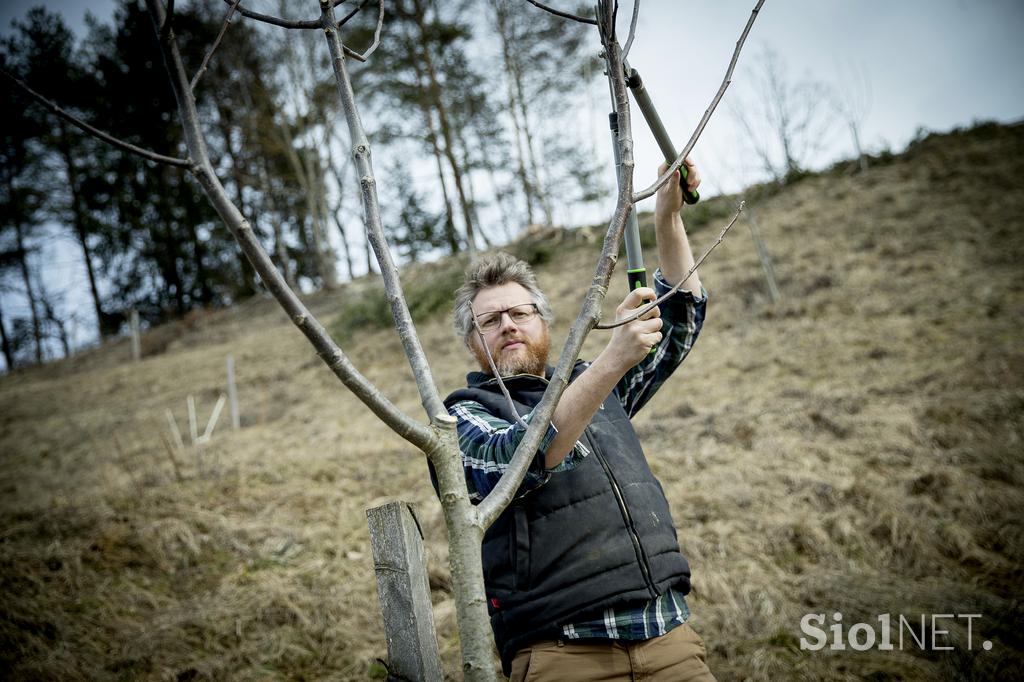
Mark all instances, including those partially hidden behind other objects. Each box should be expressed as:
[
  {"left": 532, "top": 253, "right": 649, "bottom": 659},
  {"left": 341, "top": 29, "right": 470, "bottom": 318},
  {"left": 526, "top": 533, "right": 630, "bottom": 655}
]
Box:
[
  {"left": 199, "top": 394, "right": 226, "bottom": 444},
  {"left": 745, "top": 204, "right": 781, "bottom": 304},
  {"left": 366, "top": 502, "right": 443, "bottom": 682},
  {"left": 187, "top": 395, "right": 198, "bottom": 444},
  {"left": 226, "top": 355, "right": 240, "bottom": 430},
  {"left": 165, "top": 408, "right": 186, "bottom": 453},
  {"left": 129, "top": 309, "right": 141, "bottom": 362}
]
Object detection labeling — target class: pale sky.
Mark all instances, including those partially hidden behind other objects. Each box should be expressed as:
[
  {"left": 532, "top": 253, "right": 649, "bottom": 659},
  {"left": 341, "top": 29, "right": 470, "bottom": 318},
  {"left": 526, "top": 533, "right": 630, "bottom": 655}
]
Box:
[{"left": 2, "top": 1, "right": 1023, "bottom": 366}]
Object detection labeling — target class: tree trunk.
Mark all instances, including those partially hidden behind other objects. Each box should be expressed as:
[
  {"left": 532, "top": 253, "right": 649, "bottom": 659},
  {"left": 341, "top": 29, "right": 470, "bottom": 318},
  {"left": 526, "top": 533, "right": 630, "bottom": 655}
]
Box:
[
  {"left": 454, "top": 125, "right": 490, "bottom": 250},
  {"left": 508, "top": 46, "right": 555, "bottom": 227},
  {"left": 56, "top": 122, "right": 108, "bottom": 338},
  {"left": 303, "top": 146, "right": 340, "bottom": 290},
  {"left": 13, "top": 220, "right": 43, "bottom": 364},
  {"left": 239, "top": 84, "right": 295, "bottom": 289},
  {"left": 491, "top": 0, "right": 536, "bottom": 226},
  {"left": 215, "top": 110, "right": 259, "bottom": 298},
  {"left": 323, "top": 138, "right": 355, "bottom": 280},
  {"left": 0, "top": 298, "right": 15, "bottom": 370},
  {"left": 278, "top": 116, "right": 338, "bottom": 290},
  {"left": 156, "top": 219, "right": 187, "bottom": 315},
  {"left": 850, "top": 121, "right": 868, "bottom": 172},
  {"left": 418, "top": 87, "right": 459, "bottom": 253},
  {"left": 403, "top": 18, "right": 460, "bottom": 254},
  {"left": 259, "top": 151, "right": 297, "bottom": 290},
  {"left": 37, "top": 280, "right": 70, "bottom": 358},
  {"left": 409, "top": 0, "right": 477, "bottom": 257},
  {"left": 190, "top": 219, "right": 213, "bottom": 307},
  {"left": 429, "top": 424, "right": 499, "bottom": 680}
]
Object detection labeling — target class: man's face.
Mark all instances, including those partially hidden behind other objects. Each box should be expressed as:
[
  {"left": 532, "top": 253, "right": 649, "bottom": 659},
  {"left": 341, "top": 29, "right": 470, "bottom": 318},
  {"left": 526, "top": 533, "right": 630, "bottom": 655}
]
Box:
[{"left": 468, "top": 282, "right": 550, "bottom": 377}]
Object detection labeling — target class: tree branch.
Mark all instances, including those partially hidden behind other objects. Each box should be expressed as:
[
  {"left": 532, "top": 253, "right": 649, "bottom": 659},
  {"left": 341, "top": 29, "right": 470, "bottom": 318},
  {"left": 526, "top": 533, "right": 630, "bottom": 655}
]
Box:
[
  {"left": 220, "top": 0, "right": 320, "bottom": 29},
  {"left": 477, "top": 0, "right": 633, "bottom": 529},
  {"left": 622, "top": 0, "right": 640, "bottom": 59},
  {"left": 1, "top": 67, "right": 192, "bottom": 169},
  {"left": 218, "top": 0, "right": 366, "bottom": 62},
  {"left": 143, "top": 0, "right": 434, "bottom": 452},
  {"left": 337, "top": 0, "right": 369, "bottom": 27},
  {"left": 595, "top": 202, "right": 744, "bottom": 329},
  {"left": 191, "top": 0, "right": 241, "bottom": 92},
  {"left": 632, "top": 0, "right": 764, "bottom": 202},
  {"left": 161, "top": 0, "right": 175, "bottom": 38},
  {"left": 524, "top": 0, "right": 597, "bottom": 25},
  {"left": 319, "top": 0, "right": 447, "bottom": 422},
  {"left": 350, "top": 0, "right": 385, "bottom": 61}
]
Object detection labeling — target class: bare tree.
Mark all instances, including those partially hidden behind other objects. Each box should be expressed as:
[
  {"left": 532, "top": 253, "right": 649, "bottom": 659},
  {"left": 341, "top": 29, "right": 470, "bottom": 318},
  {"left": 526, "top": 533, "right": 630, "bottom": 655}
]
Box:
[
  {"left": 3, "top": 0, "right": 762, "bottom": 676},
  {"left": 732, "top": 45, "right": 836, "bottom": 183},
  {"left": 833, "top": 58, "right": 872, "bottom": 173}
]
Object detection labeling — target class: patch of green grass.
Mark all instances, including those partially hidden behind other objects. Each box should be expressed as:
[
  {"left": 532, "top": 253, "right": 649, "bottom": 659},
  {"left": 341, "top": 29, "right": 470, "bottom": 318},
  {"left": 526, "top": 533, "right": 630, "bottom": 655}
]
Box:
[{"left": 767, "top": 629, "right": 801, "bottom": 650}]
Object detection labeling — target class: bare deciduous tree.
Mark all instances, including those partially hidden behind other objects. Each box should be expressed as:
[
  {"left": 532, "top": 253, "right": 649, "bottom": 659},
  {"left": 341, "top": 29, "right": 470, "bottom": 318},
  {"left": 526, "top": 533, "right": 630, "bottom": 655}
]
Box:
[
  {"left": 3, "top": 0, "right": 763, "bottom": 676},
  {"left": 833, "top": 58, "right": 872, "bottom": 173},
  {"left": 732, "top": 45, "right": 836, "bottom": 184}
]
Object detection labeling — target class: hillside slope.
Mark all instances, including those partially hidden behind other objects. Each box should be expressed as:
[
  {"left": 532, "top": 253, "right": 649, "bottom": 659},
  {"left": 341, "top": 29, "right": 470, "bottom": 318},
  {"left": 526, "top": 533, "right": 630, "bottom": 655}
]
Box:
[{"left": 2, "top": 122, "right": 1023, "bottom": 681}]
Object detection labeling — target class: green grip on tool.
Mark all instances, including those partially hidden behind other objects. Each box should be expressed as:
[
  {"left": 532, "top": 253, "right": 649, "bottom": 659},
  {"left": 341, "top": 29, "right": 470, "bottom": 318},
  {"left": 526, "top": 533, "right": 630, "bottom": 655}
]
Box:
[
  {"left": 627, "top": 268, "right": 647, "bottom": 292},
  {"left": 677, "top": 164, "right": 700, "bottom": 205}
]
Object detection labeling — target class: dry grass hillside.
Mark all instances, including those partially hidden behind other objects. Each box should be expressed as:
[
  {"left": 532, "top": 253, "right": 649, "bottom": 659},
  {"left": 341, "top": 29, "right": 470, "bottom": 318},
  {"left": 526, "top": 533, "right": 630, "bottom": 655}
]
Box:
[{"left": 2, "top": 121, "right": 1023, "bottom": 681}]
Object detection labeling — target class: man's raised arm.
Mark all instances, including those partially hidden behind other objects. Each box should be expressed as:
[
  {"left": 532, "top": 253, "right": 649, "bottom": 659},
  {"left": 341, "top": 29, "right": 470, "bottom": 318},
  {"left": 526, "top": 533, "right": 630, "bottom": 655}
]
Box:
[{"left": 655, "top": 158, "right": 703, "bottom": 294}]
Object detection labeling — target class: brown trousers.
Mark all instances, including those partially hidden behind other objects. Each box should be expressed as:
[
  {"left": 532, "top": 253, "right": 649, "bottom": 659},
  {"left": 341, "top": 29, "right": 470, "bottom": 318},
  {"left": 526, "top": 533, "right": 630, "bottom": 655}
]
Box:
[{"left": 508, "top": 623, "right": 718, "bottom": 682}]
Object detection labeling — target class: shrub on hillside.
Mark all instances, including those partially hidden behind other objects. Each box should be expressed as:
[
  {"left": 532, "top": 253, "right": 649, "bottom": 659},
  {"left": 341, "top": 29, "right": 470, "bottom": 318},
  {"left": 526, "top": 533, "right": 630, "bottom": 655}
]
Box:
[{"left": 329, "top": 261, "right": 465, "bottom": 343}]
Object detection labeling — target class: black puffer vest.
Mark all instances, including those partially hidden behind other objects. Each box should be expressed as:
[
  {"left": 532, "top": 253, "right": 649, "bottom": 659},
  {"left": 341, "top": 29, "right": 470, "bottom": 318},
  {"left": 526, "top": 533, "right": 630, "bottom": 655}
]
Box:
[{"left": 444, "top": 361, "right": 691, "bottom": 675}]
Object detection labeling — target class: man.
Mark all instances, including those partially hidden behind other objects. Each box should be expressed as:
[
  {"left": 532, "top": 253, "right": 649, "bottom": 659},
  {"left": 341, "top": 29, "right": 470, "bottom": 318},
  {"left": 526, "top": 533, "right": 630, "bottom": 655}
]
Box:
[{"left": 445, "top": 161, "right": 715, "bottom": 682}]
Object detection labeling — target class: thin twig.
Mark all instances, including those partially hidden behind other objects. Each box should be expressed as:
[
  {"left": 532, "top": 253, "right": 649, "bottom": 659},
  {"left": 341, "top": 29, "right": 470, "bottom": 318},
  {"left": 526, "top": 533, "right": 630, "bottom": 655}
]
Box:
[
  {"left": 622, "top": 0, "right": 640, "bottom": 59},
  {"left": 220, "top": 0, "right": 319, "bottom": 29},
  {"left": 632, "top": 0, "right": 764, "bottom": 202},
  {"left": 350, "top": 0, "right": 385, "bottom": 61},
  {"left": 191, "top": 0, "right": 241, "bottom": 92},
  {"left": 337, "top": 0, "right": 369, "bottom": 27},
  {"left": 595, "top": 202, "right": 744, "bottom": 329},
  {"left": 2, "top": 68, "right": 192, "bottom": 169},
  {"left": 524, "top": 0, "right": 597, "bottom": 25},
  {"left": 468, "top": 304, "right": 529, "bottom": 429}
]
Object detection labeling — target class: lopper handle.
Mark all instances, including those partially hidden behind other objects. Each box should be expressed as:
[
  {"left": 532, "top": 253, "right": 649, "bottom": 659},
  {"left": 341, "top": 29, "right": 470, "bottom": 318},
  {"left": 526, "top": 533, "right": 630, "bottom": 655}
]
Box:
[{"left": 626, "top": 67, "right": 699, "bottom": 205}]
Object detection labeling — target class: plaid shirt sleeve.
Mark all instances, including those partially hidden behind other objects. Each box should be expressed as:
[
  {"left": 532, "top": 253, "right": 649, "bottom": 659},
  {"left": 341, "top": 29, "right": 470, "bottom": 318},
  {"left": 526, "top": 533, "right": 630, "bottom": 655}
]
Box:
[
  {"left": 448, "top": 400, "right": 590, "bottom": 502},
  {"left": 615, "top": 269, "right": 708, "bottom": 417}
]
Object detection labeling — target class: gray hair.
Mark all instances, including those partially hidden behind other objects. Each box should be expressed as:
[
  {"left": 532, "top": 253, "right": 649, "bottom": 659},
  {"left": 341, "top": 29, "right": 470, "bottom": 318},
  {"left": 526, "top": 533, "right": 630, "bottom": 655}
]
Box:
[{"left": 453, "top": 252, "right": 554, "bottom": 343}]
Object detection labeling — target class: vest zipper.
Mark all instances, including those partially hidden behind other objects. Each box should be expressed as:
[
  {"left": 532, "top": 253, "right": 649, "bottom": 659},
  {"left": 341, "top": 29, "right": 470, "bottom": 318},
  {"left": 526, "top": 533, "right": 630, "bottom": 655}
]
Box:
[
  {"left": 589, "top": 435, "right": 659, "bottom": 598},
  {"left": 481, "top": 370, "right": 659, "bottom": 596}
]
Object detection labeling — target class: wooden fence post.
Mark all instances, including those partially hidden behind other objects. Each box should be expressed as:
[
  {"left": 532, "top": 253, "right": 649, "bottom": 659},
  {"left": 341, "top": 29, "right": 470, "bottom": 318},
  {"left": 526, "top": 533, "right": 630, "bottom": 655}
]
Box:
[
  {"left": 129, "top": 309, "right": 141, "bottom": 362},
  {"left": 226, "top": 355, "right": 240, "bottom": 430},
  {"left": 744, "top": 204, "right": 781, "bottom": 304},
  {"left": 366, "top": 502, "right": 443, "bottom": 682}
]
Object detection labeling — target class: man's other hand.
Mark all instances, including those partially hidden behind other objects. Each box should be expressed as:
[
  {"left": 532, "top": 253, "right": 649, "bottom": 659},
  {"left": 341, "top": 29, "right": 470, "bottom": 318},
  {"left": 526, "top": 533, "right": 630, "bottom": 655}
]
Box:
[
  {"left": 655, "top": 158, "right": 701, "bottom": 217},
  {"left": 607, "top": 287, "right": 662, "bottom": 371}
]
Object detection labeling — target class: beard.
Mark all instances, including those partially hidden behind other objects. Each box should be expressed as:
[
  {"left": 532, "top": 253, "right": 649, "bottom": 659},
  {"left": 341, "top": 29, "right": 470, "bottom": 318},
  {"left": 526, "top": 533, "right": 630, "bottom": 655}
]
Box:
[{"left": 471, "top": 326, "right": 550, "bottom": 378}]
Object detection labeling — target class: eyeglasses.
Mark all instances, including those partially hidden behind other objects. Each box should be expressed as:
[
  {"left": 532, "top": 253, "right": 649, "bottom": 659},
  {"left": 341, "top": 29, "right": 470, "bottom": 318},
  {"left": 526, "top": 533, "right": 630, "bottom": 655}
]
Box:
[{"left": 474, "top": 303, "right": 539, "bottom": 333}]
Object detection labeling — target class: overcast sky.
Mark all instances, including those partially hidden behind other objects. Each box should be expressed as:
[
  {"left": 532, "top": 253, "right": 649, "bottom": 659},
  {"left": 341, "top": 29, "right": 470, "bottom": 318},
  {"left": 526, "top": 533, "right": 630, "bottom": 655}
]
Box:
[
  {"left": 4, "top": 0, "right": 1022, "bottom": 193},
  {"left": 2, "top": 1, "right": 1023, "bottom": 364}
]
